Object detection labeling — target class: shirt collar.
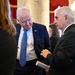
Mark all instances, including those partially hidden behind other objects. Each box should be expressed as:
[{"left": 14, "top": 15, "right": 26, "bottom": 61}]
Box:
[{"left": 63, "top": 23, "right": 74, "bottom": 35}]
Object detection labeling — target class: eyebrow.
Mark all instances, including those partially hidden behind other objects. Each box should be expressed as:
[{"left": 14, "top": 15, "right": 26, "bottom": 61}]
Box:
[
  {"left": 21, "top": 18, "right": 31, "bottom": 23},
  {"left": 55, "top": 16, "right": 59, "bottom": 19}
]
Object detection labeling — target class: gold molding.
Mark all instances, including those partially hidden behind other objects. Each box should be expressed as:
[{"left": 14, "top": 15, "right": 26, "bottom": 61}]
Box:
[
  {"left": 10, "top": 4, "right": 17, "bottom": 8},
  {"left": 49, "top": 10, "right": 54, "bottom": 13}
]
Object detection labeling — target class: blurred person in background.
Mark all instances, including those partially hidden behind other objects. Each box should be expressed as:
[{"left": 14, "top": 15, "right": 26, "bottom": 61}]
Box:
[
  {"left": 49, "top": 23, "right": 60, "bottom": 52},
  {"left": 12, "top": 19, "right": 18, "bottom": 25}
]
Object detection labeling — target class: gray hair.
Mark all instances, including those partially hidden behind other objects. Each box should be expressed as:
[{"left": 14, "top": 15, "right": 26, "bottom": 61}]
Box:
[
  {"left": 58, "top": 6, "right": 74, "bottom": 22},
  {"left": 16, "top": 6, "right": 32, "bottom": 20}
]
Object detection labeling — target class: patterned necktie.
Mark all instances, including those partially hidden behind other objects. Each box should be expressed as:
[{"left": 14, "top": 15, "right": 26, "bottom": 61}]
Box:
[{"left": 19, "top": 30, "right": 27, "bottom": 67}]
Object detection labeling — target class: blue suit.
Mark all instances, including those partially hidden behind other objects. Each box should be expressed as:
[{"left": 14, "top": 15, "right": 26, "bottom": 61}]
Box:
[{"left": 14, "top": 22, "right": 51, "bottom": 75}]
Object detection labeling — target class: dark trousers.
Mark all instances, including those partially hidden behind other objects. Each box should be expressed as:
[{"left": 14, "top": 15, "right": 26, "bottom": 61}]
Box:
[{"left": 14, "top": 59, "right": 46, "bottom": 75}]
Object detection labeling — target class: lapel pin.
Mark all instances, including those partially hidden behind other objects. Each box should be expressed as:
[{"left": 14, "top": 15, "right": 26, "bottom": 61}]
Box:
[{"left": 35, "top": 30, "right": 37, "bottom": 32}]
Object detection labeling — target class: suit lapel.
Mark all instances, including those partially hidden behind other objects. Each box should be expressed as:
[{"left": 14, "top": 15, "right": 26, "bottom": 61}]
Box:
[
  {"left": 15, "top": 23, "right": 21, "bottom": 44},
  {"left": 32, "top": 23, "right": 39, "bottom": 49}
]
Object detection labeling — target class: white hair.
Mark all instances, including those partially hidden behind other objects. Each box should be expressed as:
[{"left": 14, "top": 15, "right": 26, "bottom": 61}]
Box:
[
  {"left": 16, "top": 6, "right": 32, "bottom": 20},
  {"left": 58, "top": 6, "right": 74, "bottom": 22}
]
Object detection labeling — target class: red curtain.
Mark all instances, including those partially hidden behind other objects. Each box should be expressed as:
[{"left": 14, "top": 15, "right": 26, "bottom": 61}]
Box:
[
  {"left": 50, "top": 0, "right": 69, "bottom": 23},
  {"left": 9, "top": 0, "right": 17, "bottom": 19}
]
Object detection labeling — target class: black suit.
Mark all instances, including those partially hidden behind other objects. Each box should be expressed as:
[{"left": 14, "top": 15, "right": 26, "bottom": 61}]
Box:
[
  {"left": 14, "top": 22, "right": 51, "bottom": 75},
  {"left": 0, "top": 29, "right": 17, "bottom": 75},
  {"left": 47, "top": 24, "right": 75, "bottom": 75}
]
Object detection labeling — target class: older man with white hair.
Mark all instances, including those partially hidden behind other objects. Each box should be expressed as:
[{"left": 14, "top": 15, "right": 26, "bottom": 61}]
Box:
[{"left": 41, "top": 6, "right": 75, "bottom": 75}]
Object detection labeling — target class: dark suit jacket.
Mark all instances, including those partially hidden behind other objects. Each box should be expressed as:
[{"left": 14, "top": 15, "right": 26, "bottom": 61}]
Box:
[
  {"left": 15, "top": 22, "right": 51, "bottom": 63},
  {"left": 0, "top": 29, "right": 17, "bottom": 75},
  {"left": 47, "top": 24, "right": 75, "bottom": 75}
]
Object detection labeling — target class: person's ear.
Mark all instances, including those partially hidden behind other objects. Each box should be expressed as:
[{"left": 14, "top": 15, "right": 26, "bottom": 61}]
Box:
[{"left": 65, "top": 15, "right": 68, "bottom": 20}]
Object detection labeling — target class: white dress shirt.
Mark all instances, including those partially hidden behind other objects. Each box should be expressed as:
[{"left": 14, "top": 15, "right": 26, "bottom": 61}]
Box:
[{"left": 17, "top": 27, "right": 37, "bottom": 61}]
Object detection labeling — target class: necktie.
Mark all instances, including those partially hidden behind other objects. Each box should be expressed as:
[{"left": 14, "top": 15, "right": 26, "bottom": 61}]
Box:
[{"left": 19, "top": 30, "right": 27, "bottom": 67}]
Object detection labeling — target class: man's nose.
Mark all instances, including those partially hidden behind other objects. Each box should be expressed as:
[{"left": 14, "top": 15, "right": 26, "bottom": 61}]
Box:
[{"left": 26, "top": 21, "right": 30, "bottom": 25}]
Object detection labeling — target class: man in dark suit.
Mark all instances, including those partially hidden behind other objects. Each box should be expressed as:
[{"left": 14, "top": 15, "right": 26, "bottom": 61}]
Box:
[
  {"left": 41, "top": 6, "right": 75, "bottom": 75},
  {"left": 14, "top": 6, "right": 50, "bottom": 75}
]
